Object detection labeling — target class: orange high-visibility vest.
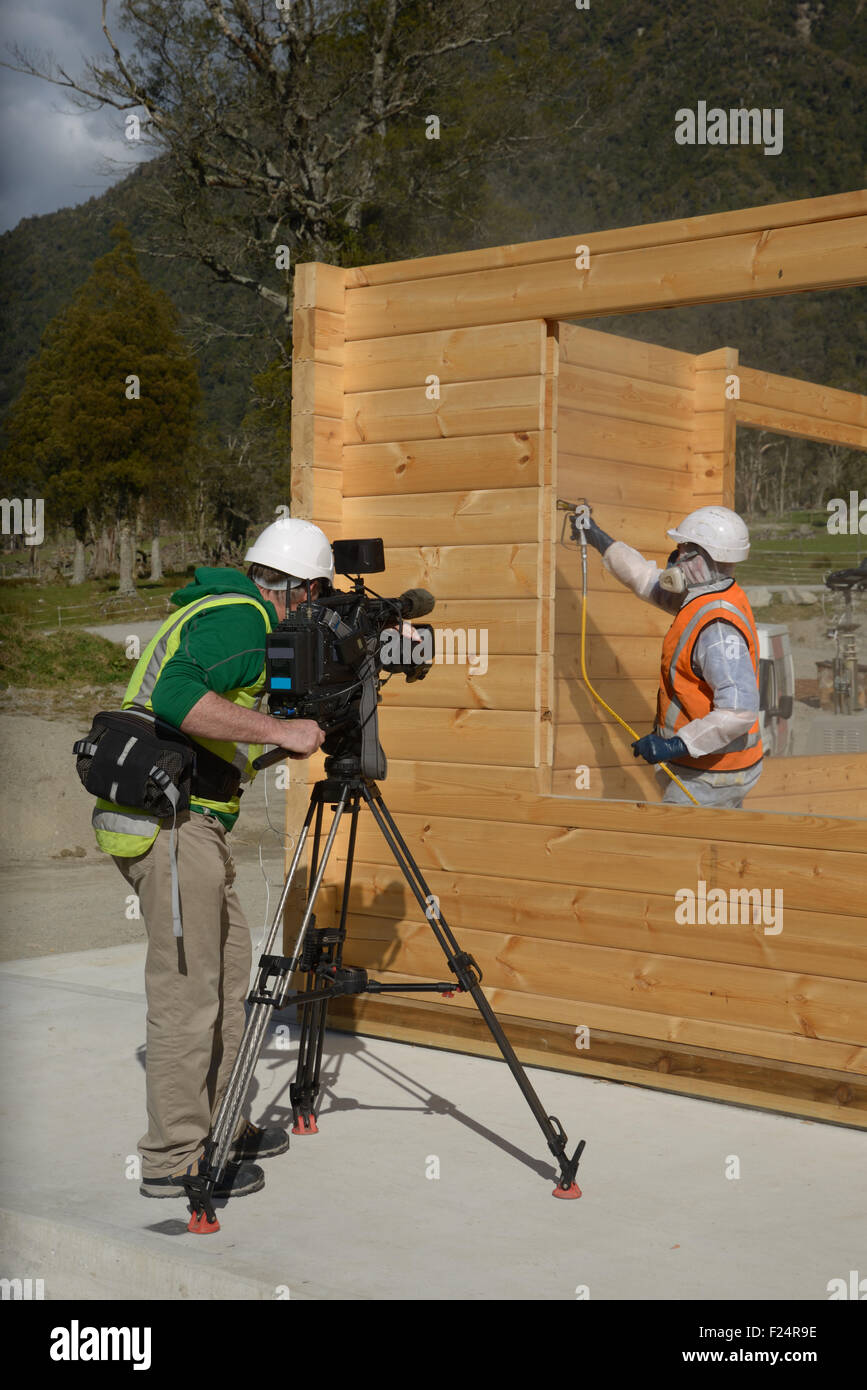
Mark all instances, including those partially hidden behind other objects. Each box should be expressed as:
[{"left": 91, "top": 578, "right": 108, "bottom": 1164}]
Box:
[{"left": 656, "top": 579, "right": 763, "bottom": 773}]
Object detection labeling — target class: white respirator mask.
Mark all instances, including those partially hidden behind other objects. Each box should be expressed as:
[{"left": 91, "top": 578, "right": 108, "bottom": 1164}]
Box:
[{"left": 659, "top": 546, "right": 715, "bottom": 593}]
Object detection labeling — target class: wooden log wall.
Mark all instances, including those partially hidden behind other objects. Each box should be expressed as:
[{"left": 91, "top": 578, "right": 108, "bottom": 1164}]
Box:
[
  {"left": 552, "top": 326, "right": 867, "bottom": 816},
  {"left": 287, "top": 191, "right": 867, "bottom": 1130}
]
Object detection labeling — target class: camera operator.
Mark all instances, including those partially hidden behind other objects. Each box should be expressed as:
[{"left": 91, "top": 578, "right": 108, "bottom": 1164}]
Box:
[{"left": 93, "top": 518, "right": 330, "bottom": 1201}]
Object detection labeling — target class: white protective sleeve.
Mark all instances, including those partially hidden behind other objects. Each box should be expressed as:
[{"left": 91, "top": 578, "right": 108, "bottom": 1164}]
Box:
[
  {"left": 677, "top": 707, "right": 758, "bottom": 757},
  {"left": 602, "top": 540, "right": 665, "bottom": 602}
]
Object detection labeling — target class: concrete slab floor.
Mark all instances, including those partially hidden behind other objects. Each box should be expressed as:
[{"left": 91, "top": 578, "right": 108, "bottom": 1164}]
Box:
[{"left": 0, "top": 942, "right": 864, "bottom": 1302}]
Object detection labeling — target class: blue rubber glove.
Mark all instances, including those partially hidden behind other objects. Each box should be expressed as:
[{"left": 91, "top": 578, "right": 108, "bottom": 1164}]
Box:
[
  {"left": 580, "top": 516, "right": 616, "bottom": 555},
  {"left": 631, "top": 733, "right": 688, "bottom": 764}
]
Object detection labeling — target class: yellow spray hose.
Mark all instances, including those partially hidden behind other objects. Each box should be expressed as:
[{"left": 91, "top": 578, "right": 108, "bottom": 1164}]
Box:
[{"left": 577, "top": 527, "right": 700, "bottom": 807}]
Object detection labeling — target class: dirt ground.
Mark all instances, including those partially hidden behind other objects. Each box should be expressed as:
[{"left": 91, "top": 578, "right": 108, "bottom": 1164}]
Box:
[{"left": 0, "top": 701, "right": 304, "bottom": 960}]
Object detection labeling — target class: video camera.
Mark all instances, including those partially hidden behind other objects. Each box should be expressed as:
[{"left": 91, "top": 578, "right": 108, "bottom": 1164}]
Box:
[{"left": 259, "top": 538, "right": 435, "bottom": 779}]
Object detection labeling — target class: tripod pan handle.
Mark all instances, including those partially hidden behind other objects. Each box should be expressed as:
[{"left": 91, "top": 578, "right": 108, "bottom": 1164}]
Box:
[{"left": 252, "top": 745, "right": 293, "bottom": 771}]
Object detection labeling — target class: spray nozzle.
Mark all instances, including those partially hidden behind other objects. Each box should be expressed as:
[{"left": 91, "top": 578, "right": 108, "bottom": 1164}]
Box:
[{"left": 557, "top": 497, "right": 592, "bottom": 546}]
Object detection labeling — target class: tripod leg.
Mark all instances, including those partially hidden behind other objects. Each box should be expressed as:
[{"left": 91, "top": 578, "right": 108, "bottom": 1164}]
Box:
[
  {"left": 290, "top": 794, "right": 325, "bottom": 1134},
  {"left": 290, "top": 973, "right": 321, "bottom": 1135},
  {"left": 205, "top": 786, "right": 324, "bottom": 1182},
  {"left": 361, "top": 784, "right": 585, "bottom": 1199},
  {"left": 187, "top": 786, "right": 350, "bottom": 1231},
  {"left": 292, "top": 790, "right": 363, "bottom": 1134}
]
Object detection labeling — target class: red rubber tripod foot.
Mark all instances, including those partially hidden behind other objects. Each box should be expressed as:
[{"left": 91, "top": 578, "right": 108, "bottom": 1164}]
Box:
[
  {"left": 188, "top": 1209, "right": 220, "bottom": 1233},
  {"left": 292, "top": 1114, "right": 319, "bottom": 1135},
  {"left": 552, "top": 1182, "right": 582, "bottom": 1200}
]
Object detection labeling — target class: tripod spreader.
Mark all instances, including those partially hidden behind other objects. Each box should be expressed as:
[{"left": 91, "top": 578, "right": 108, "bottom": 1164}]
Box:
[
  {"left": 185, "top": 768, "right": 586, "bottom": 1234},
  {"left": 248, "top": 957, "right": 460, "bottom": 1009}
]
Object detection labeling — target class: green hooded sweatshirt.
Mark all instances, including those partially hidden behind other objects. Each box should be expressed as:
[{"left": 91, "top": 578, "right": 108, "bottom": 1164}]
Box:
[{"left": 147, "top": 567, "right": 278, "bottom": 831}]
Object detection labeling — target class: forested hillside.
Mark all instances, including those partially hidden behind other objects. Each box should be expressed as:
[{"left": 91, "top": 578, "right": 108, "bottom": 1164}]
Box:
[{"left": 1, "top": 0, "right": 864, "bottom": 541}]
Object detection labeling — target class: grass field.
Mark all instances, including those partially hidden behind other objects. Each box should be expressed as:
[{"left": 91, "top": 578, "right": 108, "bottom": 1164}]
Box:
[
  {"left": 0, "top": 576, "right": 181, "bottom": 628},
  {"left": 734, "top": 519, "right": 863, "bottom": 586},
  {"left": 0, "top": 574, "right": 187, "bottom": 691},
  {"left": 0, "top": 619, "right": 132, "bottom": 690}
]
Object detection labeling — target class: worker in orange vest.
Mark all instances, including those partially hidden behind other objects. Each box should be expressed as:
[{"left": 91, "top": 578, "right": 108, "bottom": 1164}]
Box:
[{"left": 582, "top": 506, "right": 763, "bottom": 809}]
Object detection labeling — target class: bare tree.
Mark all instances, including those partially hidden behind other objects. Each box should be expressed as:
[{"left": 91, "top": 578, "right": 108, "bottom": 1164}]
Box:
[{"left": 6, "top": 1, "right": 595, "bottom": 332}]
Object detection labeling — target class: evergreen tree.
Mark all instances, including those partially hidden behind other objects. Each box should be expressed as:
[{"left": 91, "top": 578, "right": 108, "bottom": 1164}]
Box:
[{"left": 3, "top": 225, "right": 200, "bottom": 591}]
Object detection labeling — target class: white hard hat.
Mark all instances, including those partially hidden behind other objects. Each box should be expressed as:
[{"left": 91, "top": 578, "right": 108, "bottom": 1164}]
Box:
[
  {"left": 667, "top": 507, "right": 750, "bottom": 563},
  {"left": 244, "top": 517, "right": 334, "bottom": 583}
]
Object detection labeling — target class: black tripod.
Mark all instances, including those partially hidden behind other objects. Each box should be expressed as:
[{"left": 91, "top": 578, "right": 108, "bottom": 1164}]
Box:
[{"left": 185, "top": 753, "right": 586, "bottom": 1233}]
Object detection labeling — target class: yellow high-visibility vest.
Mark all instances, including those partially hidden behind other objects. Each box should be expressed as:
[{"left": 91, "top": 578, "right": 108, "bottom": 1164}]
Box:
[{"left": 92, "top": 592, "right": 272, "bottom": 856}]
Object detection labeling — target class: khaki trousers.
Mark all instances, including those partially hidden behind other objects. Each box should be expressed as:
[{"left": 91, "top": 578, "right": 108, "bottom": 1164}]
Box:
[{"left": 113, "top": 810, "right": 252, "bottom": 1178}]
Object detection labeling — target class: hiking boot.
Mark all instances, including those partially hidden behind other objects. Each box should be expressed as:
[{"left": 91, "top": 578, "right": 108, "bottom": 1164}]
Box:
[
  {"left": 140, "top": 1155, "right": 265, "bottom": 1199},
  {"left": 229, "top": 1121, "right": 291, "bottom": 1161}
]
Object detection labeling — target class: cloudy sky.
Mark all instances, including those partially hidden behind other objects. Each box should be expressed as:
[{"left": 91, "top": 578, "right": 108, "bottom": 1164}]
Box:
[{"left": 0, "top": 0, "right": 151, "bottom": 233}]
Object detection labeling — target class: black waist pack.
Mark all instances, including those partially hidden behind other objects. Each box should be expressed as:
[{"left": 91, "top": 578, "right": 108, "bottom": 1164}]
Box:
[{"left": 73, "top": 708, "right": 242, "bottom": 815}]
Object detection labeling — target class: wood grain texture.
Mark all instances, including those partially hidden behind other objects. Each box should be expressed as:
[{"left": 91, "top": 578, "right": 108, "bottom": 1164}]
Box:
[
  {"left": 338, "top": 914, "right": 867, "bottom": 1046},
  {"left": 377, "top": 757, "right": 867, "bottom": 853},
  {"left": 325, "top": 996, "right": 867, "bottom": 1127},
  {"left": 345, "top": 216, "right": 867, "bottom": 337},
  {"left": 344, "top": 375, "right": 544, "bottom": 443},
  {"left": 343, "top": 487, "right": 540, "bottom": 546},
  {"left": 344, "top": 319, "right": 546, "bottom": 391},
  {"left": 736, "top": 400, "right": 867, "bottom": 449},
  {"left": 343, "top": 431, "right": 542, "bottom": 496},
  {"left": 341, "top": 861, "right": 867, "bottom": 979},
  {"left": 344, "top": 190, "right": 867, "bottom": 288},
  {"left": 346, "top": 811, "right": 864, "bottom": 916}
]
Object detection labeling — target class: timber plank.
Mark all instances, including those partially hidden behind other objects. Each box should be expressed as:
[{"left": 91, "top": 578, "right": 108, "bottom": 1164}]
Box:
[
  {"left": 343, "top": 432, "right": 542, "bottom": 496},
  {"left": 736, "top": 400, "right": 867, "bottom": 450},
  {"left": 376, "top": 759, "right": 867, "bottom": 851},
  {"left": 327, "top": 956, "right": 866, "bottom": 1079},
  {"left": 371, "top": 759, "right": 867, "bottom": 852},
  {"left": 556, "top": 588, "right": 672, "bottom": 636},
  {"left": 554, "top": 677, "right": 657, "bottom": 724},
  {"left": 343, "top": 190, "right": 867, "bottom": 288},
  {"left": 342, "top": 863, "right": 867, "bottom": 979},
  {"left": 558, "top": 407, "right": 691, "bottom": 470},
  {"left": 559, "top": 323, "right": 696, "bottom": 387},
  {"left": 377, "top": 707, "right": 540, "bottom": 766},
  {"left": 343, "top": 488, "right": 540, "bottom": 547},
  {"left": 344, "top": 319, "right": 546, "bottom": 391},
  {"left": 347, "top": 811, "right": 866, "bottom": 915},
  {"left": 292, "top": 307, "right": 345, "bottom": 367},
  {"left": 345, "top": 216, "right": 867, "bottom": 337},
  {"left": 557, "top": 452, "right": 696, "bottom": 514},
  {"left": 738, "top": 366, "right": 867, "bottom": 430},
  {"left": 338, "top": 914, "right": 867, "bottom": 1045},
  {"left": 380, "top": 544, "right": 540, "bottom": 598},
  {"left": 325, "top": 995, "right": 867, "bottom": 1127},
  {"left": 379, "top": 655, "right": 537, "bottom": 711},
  {"left": 559, "top": 360, "right": 695, "bottom": 430},
  {"left": 344, "top": 376, "right": 544, "bottom": 443}
]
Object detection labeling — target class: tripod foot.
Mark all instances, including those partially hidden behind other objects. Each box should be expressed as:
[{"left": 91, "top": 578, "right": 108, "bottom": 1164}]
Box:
[
  {"left": 183, "top": 1174, "right": 221, "bottom": 1233},
  {"left": 292, "top": 1114, "right": 319, "bottom": 1135},
  {"left": 188, "top": 1208, "right": 221, "bottom": 1233},
  {"left": 552, "top": 1182, "right": 582, "bottom": 1200}
]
